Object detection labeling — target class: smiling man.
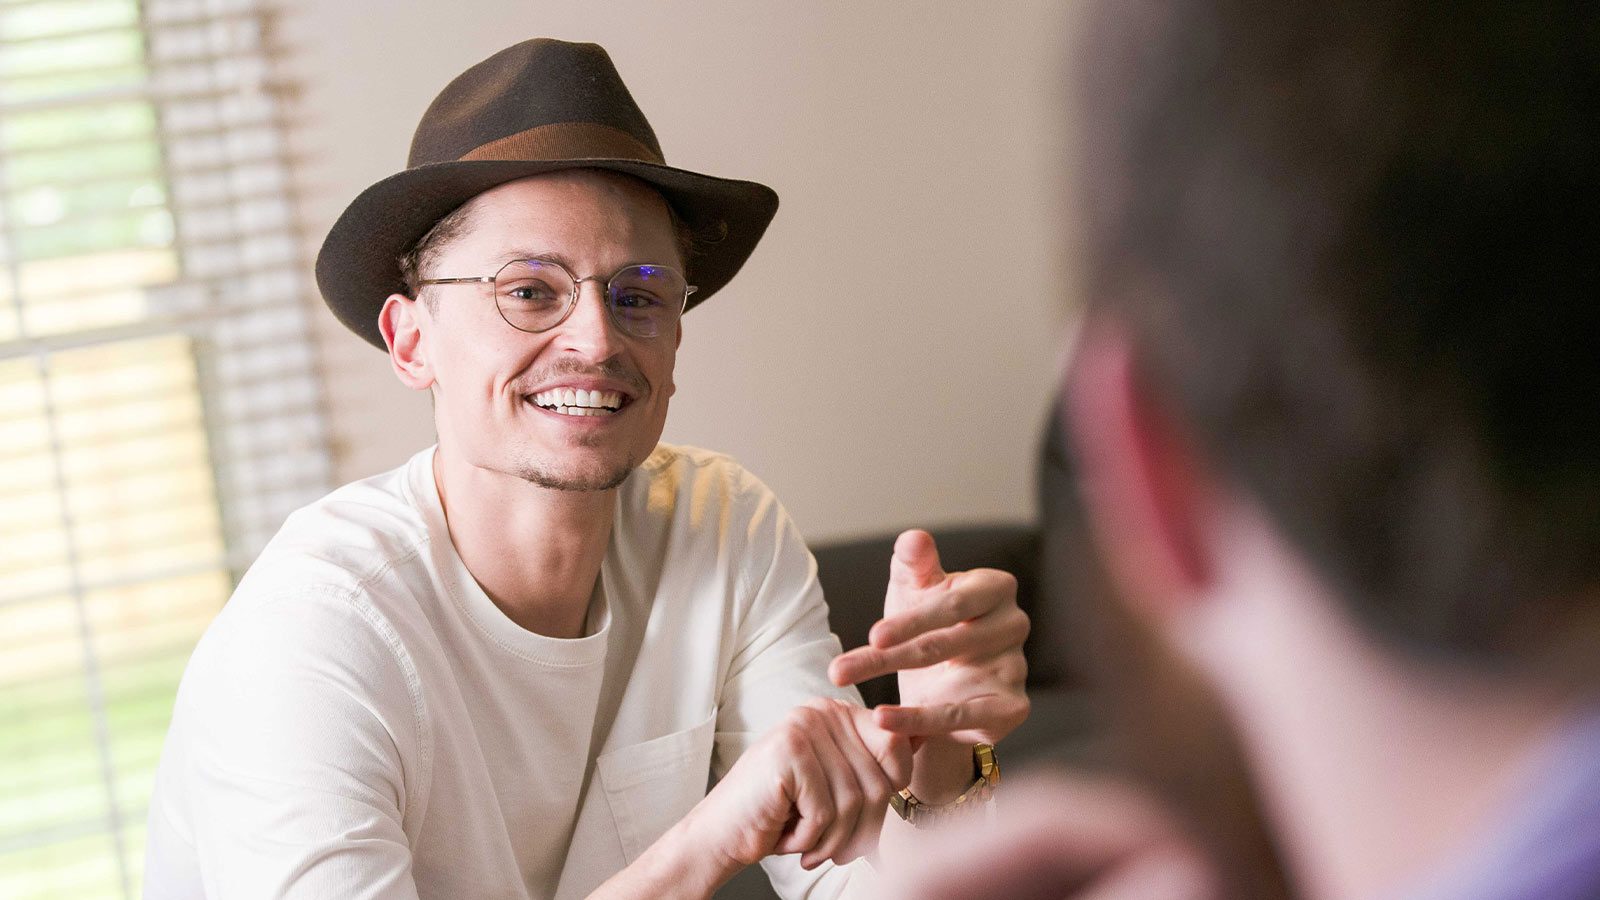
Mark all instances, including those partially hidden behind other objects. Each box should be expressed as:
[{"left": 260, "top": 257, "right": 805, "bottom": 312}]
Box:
[{"left": 143, "top": 39, "right": 1028, "bottom": 900}]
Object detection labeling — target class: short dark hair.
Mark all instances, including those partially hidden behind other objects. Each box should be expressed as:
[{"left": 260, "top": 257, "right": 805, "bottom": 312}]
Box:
[
  {"left": 396, "top": 175, "right": 698, "bottom": 309},
  {"left": 397, "top": 200, "right": 479, "bottom": 309},
  {"left": 1078, "top": 1, "right": 1600, "bottom": 663}
]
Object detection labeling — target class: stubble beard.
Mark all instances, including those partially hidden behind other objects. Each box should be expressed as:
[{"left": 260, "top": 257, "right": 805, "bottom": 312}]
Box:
[
  {"left": 517, "top": 458, "right": 637, "bottom": 492},
  {"left": 513, "top": 432, "right": 641, "bottom": 492}
]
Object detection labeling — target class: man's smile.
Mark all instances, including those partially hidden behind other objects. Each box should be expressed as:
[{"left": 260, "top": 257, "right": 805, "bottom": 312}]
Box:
[{"left": 529, "top": 387, "right": 627, "bottom": 417}]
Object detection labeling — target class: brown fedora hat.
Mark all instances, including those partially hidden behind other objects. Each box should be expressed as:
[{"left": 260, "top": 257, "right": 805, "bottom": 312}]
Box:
[{"left": 315, "top": 38, "right": 779, "bottom": 351}]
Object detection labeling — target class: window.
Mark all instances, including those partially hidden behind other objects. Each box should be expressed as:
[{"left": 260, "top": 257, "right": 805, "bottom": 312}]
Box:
[{"left": 0, "top": 1, "right": 331, "bottom": 896}]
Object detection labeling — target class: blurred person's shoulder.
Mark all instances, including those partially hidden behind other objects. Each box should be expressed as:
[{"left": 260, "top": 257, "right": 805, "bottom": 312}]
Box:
[{"left": 1396, "top": 705, "right": 1600, "bottom": 900}]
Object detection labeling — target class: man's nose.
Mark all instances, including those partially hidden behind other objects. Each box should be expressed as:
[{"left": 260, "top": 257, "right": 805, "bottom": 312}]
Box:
[{"left": 555, "top": 279, "right": 625, "bottom": 360}]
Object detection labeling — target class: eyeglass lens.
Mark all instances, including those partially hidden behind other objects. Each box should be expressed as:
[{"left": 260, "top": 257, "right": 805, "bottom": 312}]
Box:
[{"left": 493, "top": 260, "right": 686, "bottom": 338}]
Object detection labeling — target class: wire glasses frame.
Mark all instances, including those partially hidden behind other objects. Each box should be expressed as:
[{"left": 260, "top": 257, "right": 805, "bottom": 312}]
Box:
[{"left": 418, "top": 259, "right": 696, "bottom": 339}]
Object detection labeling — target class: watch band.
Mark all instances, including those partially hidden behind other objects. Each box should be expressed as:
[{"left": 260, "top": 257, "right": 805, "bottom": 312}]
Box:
[{"left": 889, "top": 743, "right": 1000, "bottom": 826}]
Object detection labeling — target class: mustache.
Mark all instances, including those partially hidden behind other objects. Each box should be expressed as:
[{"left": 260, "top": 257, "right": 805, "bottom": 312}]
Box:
[{"left": 518, "top": 358, "right": 648, "bottom": 395}]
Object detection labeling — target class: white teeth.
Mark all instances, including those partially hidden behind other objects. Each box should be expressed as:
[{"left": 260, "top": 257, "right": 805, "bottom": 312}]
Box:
[{"left": 530, "top": 388, "right": 625, "bottom": 411}]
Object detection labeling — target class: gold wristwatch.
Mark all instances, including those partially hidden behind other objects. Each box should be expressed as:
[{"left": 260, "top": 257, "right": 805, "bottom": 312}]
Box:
[{"left": 889, "top": 743, "right": 1000, "bottom": 826}]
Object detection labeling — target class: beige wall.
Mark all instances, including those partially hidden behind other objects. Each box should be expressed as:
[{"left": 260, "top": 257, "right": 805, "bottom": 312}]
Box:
[{"left": 274, "top": 0, "right": 1075, "bottom": 541}]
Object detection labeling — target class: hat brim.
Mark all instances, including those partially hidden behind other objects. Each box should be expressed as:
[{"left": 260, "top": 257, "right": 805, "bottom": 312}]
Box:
[{"left": 315, "top": 158, "right": 779, "bottom": 350}]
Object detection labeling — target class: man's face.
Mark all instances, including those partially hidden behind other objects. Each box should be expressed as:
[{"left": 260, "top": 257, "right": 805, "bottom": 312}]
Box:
[{"left": 408, "top": 170, "right": 683, "bottom": 491}]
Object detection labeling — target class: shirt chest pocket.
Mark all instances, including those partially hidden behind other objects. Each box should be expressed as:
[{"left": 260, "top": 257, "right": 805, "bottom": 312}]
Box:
[{"left": 596, "top": 711, "right": 718, "bottom": 862}]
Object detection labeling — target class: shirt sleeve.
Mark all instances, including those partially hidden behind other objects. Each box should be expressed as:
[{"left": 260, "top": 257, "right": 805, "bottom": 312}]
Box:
[
  {"left": 150, "top": 586, "right": 426, "bottom": 900},
  {"left": 710, "top": 468, "right": 879, "bottom": 900}
]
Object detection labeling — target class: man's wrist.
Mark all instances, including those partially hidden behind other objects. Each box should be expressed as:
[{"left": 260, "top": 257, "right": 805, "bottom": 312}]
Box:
[
  {"left": 893, "top": 743, "right": 1000, "bottom": 827},
  {"left": 609, "top": 809, "right": 741, "bottom": 900},
  {"left": 908, "top": 735, "right": 978, "bottom": 804}
]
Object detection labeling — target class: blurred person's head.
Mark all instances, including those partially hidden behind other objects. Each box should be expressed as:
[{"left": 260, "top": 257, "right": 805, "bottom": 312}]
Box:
[
  {"left": 1062, "top": 1, "right": 1600, "bottom": 896},
  {"left": 1038, "top": 408, "right": 1293, "bottom": 899}
]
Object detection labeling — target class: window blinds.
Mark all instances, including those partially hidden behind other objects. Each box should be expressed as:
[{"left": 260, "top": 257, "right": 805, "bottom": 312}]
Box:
[{"left": 0, "top": 1, "right": 331, "bottom": 896}]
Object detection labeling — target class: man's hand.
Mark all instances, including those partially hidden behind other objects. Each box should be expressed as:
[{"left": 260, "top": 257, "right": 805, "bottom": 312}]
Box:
[
  {"left": 594, "top": 699, "right": 912, "bottom": 899},
  {"left": 881, "top": 772, "right": 1220, "bottom": 900},
  {"left": 683, "top": 697, "right": 913, "bottom": 872},
  {"left": 829, "top": 530, "right": 1030, "bottom": 747}
]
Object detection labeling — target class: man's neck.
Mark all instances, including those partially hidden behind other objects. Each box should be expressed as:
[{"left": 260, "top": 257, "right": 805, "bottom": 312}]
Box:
[
  {"left": 432, "top": 446, "right": 616, "bottom": 639},
  {"left": 1199, "top": 515, "right": 1575, "bottom": 900}
]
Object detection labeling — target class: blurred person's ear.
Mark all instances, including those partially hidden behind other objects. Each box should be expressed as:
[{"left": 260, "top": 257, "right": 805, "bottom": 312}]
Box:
[
  {"left": 380, "top": 293, "right": 435, "bottom": 391},
  {"left": 1064, "top": 319, "right": 1217, "bottom": 627}
]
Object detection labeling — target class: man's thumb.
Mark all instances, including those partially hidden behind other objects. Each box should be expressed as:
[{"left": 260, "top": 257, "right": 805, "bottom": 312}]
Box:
[{"left": 890, "top": 529, "right": 945, "bottom": 591}]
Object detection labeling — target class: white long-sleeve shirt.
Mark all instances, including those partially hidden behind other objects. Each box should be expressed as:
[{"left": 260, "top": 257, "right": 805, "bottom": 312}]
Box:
[{"left": 144, "top": 444, "right": 871, "bottom": 899}]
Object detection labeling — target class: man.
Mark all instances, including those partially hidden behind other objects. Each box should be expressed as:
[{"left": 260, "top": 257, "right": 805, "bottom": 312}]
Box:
[
  {"left": 892, "top": 1, "right": 1600, "bottom": 898},
  {"left": 144, "top": 40, "right": 1029, "bottom": 899}
]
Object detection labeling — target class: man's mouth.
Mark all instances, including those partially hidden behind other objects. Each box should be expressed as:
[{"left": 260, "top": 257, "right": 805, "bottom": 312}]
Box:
[{"left": 528, "top": 388, "right": 627, "bottom": 417}]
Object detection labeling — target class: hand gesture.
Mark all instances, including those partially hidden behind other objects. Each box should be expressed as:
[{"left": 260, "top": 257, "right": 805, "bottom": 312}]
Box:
[{"left": 829, "top": 530, "right": 1030, "bottom": 745}]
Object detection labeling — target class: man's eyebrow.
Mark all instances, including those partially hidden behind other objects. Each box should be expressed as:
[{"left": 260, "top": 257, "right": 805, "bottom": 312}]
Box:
[
  {"left": 489, "top": 249, "right": 681, "bottom": 273},
  {"left": 492, "top": 249, "right": 575, "bottom": 268}
]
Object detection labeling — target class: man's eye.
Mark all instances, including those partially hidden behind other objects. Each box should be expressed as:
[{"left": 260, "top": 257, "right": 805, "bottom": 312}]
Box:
[
  {"left": 503, "top": 282, "right": 560, "bottom": 303},
  {"left": 614, "top": 290, "right": 663, "bottom": 310}
]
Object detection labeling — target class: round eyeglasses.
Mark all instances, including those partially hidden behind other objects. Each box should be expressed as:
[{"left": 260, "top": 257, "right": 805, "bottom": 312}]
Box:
[{"left": 418, "top": 259, "right": 696, "bottom": 339}]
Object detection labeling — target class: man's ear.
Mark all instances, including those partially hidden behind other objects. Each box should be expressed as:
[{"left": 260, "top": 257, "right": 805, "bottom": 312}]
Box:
[
  {"left": 379, "top": 293, "right": 435, "bottom": 391},
  {"left": 1064, "top": 319, "right": 1216, "bottom": 623}
]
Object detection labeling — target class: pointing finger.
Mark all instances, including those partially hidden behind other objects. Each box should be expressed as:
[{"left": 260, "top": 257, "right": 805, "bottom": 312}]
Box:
[
  {"left": 829, "top": 631, "right": 964, "bottom": 685},
  {"left": 829, "top": 644, "right": 892, "bottom": 686},
  {"left": 874, "top": 695, "right": 1029, "bottom": 739},
  {"left": 833, "top": 609, "right": 1029, "bottom": 684},
  {"left": 869, "top": 568, "right": 1019, "bottom": 648}
]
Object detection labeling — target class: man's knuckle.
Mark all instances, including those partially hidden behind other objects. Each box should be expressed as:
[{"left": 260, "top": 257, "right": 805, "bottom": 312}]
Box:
[
  {"left": 837, "top": 789, "right": 862, "bottom": 818},
  {"left": 999, "top": 652, "right": 1028, "bottom": 685},
  {"left": 971, "top": 567, "right": 1017, "bottom": 593},
  {"left": 798, "top": 701, "right": 835, "bottom": 727},
  {"left": 1011, "top": 607, "right": 1032, "bottom": 636},
  {"left": 780, "top": 724, "right": 811, "bottom": 754},
  {"left": 949, "top": 590, "right": 983, "bottom": 620},
  {"left": 994, "top": 569, "right": 1020, "bottom": 594}
]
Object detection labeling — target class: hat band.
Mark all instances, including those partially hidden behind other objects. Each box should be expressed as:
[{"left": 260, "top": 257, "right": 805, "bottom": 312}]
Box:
[{"left": 457, "top": 122, "right": 664, "bottom": 165}]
